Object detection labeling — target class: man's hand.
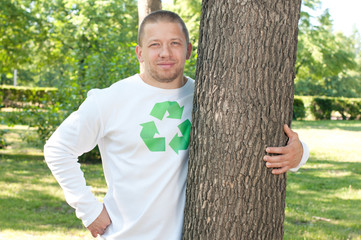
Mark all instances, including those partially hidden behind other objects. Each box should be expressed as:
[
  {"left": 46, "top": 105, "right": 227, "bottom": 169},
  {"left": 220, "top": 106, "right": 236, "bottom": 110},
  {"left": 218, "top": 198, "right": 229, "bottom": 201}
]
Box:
[
  {"left": 263, "top": 124, "right": 303, "bottom": 175},
  {"left": 87, "top": 205, "right": 111, "bottom": 238}
]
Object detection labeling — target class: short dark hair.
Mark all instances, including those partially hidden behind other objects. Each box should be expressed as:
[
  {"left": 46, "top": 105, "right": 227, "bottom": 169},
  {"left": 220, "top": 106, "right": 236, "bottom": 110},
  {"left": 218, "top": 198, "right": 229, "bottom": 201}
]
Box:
[{"left": 138, "top": 10, "right": 189, "bottom": 46}]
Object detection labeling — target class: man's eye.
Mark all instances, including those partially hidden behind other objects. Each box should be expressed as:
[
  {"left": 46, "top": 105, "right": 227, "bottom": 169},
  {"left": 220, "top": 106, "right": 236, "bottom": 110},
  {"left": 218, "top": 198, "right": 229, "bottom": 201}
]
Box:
[
  {"left": 172, "top": 42, "right": 180, "bottom": 45},
  {"left": 150, "top": 43, "right": 159, "bottom": 47}
]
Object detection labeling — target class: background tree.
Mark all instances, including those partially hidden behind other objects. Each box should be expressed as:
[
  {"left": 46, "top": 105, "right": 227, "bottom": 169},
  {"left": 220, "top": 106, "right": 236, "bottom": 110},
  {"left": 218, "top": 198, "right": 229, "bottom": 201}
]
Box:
[
  {"left": 138, "top": 0, "right": 162, "bottom": 26},
  {"left": 295, "top": 2, "right": 361, "bottom": 97},
  {"left": 183, "top": 0, "right": 302, "bottom": 239}
]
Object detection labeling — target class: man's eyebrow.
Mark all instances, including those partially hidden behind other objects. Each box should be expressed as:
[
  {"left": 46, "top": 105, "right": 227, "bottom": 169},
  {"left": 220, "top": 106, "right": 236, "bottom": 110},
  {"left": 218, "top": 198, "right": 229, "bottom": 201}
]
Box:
[{"left": 146, "top": 37, "right": 184, "bottom": 43}]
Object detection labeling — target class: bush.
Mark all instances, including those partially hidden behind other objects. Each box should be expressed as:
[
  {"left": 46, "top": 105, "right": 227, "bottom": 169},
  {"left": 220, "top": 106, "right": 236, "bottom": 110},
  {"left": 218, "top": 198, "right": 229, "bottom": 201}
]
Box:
[
  {"left": 309, "top": 96, "right": 361, "bottom": 120},
  {"left": 0, "top": 130, "right": 8, "bottom": 148},
  {"left": 79, "top": 146, "right": 101, "bottom": 163},
  {"left": 0, "top": 86, "right": 57, "bottom": 108},
  {"left": 293, "top": 97, "right": 306, "bottom": 120},
  {"left": 310, "top": 97, "right": 333, "bottom": 120}
]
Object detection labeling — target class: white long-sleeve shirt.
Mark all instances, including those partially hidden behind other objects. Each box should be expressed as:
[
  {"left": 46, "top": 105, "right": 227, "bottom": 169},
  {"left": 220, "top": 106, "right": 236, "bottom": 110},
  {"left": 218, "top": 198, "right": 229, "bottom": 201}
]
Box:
[{"left": 44, "top": 74, "right": 308, "bottom": 240}]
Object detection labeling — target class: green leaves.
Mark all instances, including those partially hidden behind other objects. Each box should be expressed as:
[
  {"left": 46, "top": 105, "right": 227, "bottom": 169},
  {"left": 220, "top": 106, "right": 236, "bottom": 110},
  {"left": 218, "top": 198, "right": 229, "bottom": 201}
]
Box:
[{"left": 296, "top": 3, "right": 361, "bottom": 98}]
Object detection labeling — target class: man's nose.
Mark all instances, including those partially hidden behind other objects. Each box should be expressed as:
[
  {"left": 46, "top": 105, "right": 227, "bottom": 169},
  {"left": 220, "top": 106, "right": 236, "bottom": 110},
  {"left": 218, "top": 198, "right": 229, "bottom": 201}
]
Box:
[{"left": 159, "top": 45, "right": 171, "bottom": 58}]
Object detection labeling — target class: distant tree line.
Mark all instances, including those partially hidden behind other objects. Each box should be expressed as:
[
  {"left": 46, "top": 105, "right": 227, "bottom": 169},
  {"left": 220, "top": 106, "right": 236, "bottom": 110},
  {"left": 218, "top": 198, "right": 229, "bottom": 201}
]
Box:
[
  {"left": 1, "top": 0, "right": 360, "bottom": 96},
  {"left": 1, "top": 0, "right": 360, "bottom": 145}
]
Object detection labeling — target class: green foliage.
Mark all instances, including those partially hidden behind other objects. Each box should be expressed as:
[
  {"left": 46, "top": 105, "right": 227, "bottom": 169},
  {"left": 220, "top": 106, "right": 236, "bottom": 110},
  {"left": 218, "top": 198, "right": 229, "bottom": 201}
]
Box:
[
  {"left": 1, "top": 0, "right": 139, "bottom": 87},
  {"left": 293, "top": 98, "right": 306, "bottom": 120},
  {"left": 0, "top": 85, "right": 57, "bottom": 108},
  {"left": 79, "top": 146, "right": 101, "bottom": 163},
  {"left": 310, "top": 96, "right": 361, "bottom": 120},
  {"left": 296, "top": 3, "right": 361, "bottom": 98},
  {"left": 0, "top": 130, "right": 8, "bottom": 148},
  {"left": 333, "top": 98, "right": 361, "bottom": 120},
  {"left": 1, "top": 0, "right": 140, "bottom": 146},
  {"left": 310, "top": 97, "right": 333, "bottom": 120}
]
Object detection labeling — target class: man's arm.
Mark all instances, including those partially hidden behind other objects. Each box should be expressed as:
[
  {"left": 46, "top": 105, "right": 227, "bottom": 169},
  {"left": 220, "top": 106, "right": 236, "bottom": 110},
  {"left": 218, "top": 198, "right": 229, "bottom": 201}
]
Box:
[
  {"left": 44, "top": 94, "right": 106, "bottom": 229},
  {"left": 263, "top": 124, "right": 309, "bottom": 175}
]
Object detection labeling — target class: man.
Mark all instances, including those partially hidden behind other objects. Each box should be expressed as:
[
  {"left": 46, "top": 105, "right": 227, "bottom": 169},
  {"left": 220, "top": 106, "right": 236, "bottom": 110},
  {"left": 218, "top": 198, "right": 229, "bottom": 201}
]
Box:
[{"left": 44, "top": 10, "right": 308, "bottom": 239}]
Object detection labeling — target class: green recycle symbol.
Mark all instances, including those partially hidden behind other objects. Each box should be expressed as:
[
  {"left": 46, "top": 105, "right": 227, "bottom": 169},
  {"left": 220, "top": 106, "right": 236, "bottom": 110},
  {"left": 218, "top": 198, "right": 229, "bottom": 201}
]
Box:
[{"left": 140, "top": 101, "right": 191, "bottom": 154}]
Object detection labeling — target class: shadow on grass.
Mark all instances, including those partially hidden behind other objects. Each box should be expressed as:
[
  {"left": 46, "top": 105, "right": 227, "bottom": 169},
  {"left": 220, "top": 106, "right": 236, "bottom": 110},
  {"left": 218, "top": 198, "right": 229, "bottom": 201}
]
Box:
[
  {"left": 0, "top": 154, "right": 85, "bottom": 232},
  {"left": 289, "top": 158, "right": 361, "bottom": 193},
  {"left": 0, "top": 153, "right": 44, "bottom": 161},
  {"left": 292, "top": 120, "right": 361, "bottom": 132},
  {"left": 0, "top": 196, "right": 83, "bottom": 232},
  {"left": 0, "top": 153, "right": 106, "bottom": 233},
  {"left": 285, "top": 158, "right": 361, "bottom": 238}
]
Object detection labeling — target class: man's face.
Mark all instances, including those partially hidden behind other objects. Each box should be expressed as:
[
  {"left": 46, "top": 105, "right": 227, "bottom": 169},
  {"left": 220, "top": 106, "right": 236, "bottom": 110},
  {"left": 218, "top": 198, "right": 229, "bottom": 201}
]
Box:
[{"left": 136, "top": 21, "right": 192, "bottom": 87}]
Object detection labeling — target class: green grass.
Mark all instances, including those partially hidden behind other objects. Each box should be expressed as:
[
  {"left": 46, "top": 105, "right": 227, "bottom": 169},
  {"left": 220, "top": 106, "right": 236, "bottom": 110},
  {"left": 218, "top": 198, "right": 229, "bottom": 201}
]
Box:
[
  {"left": 0, "top": 125, "right": 106, "bottom": 240},
  {"left": 285, "top": 121, "right": 361, "bottom": 240},
  {"left": 0, "top": 121, "right": 360, "bottom": 239}
]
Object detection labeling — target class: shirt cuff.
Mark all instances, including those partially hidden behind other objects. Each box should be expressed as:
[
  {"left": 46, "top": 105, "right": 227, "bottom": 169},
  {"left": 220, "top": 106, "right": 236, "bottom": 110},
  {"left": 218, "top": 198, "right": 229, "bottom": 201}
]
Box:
[
  {"left": 81, "top": 201, "right": 104, "bottom": 227},
  {"left": 289, "top": 140, "right": 309, "bottom": 172}
]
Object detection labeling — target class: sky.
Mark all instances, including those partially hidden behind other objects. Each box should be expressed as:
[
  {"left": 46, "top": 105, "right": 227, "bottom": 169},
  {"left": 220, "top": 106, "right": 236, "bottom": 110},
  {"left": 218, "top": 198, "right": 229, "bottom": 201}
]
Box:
[{"left": 311, "top": 0, "right": 361, "bottom": 36}]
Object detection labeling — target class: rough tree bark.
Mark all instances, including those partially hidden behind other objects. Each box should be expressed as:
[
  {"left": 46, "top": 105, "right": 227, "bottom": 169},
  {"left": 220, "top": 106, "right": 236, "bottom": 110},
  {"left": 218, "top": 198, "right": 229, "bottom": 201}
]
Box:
[
  {"left": 183, "top": 1, "right": 302, "bottom": 239},
  {"left": 137, "top": 0, "right": 162, "bottom": 27}
]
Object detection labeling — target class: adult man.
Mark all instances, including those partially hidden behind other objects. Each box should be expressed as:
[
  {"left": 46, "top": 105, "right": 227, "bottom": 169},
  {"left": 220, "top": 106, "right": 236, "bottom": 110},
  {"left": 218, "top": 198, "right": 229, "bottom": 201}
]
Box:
[{"left": 44, "top": 10, "right": 308, "bottom": 239}]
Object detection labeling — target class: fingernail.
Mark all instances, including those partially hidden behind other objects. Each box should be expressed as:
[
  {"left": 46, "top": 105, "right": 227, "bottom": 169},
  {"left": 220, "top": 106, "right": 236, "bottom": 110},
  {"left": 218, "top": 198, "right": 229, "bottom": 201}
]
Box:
[
  {"left": 266, "top": 162, "right": 271, "bottom": 167},
  {"left": 266, "top": 148, "right": 270, "bottom": 152}
]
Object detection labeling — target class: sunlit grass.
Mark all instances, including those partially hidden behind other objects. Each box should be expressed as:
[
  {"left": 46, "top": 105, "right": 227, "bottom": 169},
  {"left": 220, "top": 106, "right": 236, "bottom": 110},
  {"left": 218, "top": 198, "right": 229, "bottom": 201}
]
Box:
[
  {"left": 0, "top": 125, "right": 106, "bottom": 239},
  {"left": 1, "top": 121, "right": 360, "bottom": 239},
  {"left": 285, "top": 120, "right": 361, "bottom": 240}
]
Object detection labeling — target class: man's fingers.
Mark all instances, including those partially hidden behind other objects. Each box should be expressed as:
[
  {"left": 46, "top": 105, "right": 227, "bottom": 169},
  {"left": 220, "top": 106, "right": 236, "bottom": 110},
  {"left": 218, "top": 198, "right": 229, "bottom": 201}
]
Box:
[
  {"left": 263, "top": 154, "right": 285, "bottom": 163},
  {"left": 91, "top": 231, "right": 98, "bottom": 238},
  {"left": 265, "top": 159, "right": 288, "bottom": 168},
  {"left": 90, "top": 227, "right": 107, "bottom": 238},
  {"left": 283, "top": 124, "right": 294, "bottom": 138},
  {"left": 271, "top": 166, "right": 289, "bottom": 175},
  {"left": 266, "top": 146, "right": 286, "bottom": 154}
]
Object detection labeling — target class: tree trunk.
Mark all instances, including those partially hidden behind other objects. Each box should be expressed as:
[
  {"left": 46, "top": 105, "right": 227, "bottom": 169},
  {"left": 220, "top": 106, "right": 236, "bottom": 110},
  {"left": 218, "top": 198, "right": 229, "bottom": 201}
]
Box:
[
  {"left": 137, "top": 0, "right": 162, "bottom": 27},
  {"left": 183, "top": 1, "right": 301, "bottom": 239}
]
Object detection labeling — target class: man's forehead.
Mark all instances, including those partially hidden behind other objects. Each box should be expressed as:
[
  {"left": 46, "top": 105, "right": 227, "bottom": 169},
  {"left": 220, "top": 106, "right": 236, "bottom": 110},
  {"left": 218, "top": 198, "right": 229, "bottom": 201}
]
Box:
[
  {"left": 144, "top": 21, "right": 182, "bottom": 31},
  {"left": 144, "top": 22, "right": 184, "bottom": 36}
]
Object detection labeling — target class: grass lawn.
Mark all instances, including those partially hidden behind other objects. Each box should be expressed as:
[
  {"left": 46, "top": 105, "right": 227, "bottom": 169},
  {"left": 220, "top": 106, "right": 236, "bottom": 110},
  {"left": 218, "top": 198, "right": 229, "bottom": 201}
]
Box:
[
  {"left": 285, "top": 121, "right": 361, "bottom": 240},
  {"left": 0, "top": 121, "right": 360, "bottom": 239}
]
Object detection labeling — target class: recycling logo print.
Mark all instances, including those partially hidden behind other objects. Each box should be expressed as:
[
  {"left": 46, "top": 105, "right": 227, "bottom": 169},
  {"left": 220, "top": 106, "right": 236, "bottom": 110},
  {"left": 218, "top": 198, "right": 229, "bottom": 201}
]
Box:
[{"left": 140, "top": 101, "right": 191, "bottom": 154}]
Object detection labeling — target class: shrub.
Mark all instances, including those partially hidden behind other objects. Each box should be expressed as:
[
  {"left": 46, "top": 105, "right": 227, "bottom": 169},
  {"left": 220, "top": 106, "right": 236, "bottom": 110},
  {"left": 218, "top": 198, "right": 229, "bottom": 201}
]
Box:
[
  {"left": 346, "top": 99, "right": 361, "bottom": 120},
  {"left": 0, "top": 86, "right": 57, "bottom": 108},
  {"left": 309, "top": 96, "right": 361, "bottom": 120},
  {"left": 310, "top": 97, "right": 334, "bottom": 120},
  {"left": 293, "top": 97, "right": 306, "bottom": 120},
  {"left": 0, "top": 130, "right": 8, "bottom": 149},
  {"left": 333, "top": 98, "right": 349, "bottom": 120}
]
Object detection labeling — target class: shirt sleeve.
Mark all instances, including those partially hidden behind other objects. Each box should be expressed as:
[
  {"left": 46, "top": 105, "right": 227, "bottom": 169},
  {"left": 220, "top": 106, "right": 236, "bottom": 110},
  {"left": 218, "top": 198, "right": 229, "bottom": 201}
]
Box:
[
  {"left": 289, "top": 140, "right": 310, "bottom": 172},
  {"left": 44, "top": 95, "right": 104, "bottom": 227}
]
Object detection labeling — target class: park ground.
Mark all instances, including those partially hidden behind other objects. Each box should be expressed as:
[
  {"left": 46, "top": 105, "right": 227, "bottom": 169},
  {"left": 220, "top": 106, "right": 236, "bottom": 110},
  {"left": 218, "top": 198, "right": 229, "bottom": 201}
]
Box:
[{"left": 0, "top": 120, "right": 360, "bottom": 239}]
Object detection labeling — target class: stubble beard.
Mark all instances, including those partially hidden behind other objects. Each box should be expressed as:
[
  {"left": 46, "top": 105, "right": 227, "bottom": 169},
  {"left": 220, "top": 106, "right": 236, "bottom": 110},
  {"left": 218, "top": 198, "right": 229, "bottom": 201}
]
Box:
[{"left": 148, "top": 65, "right": 184, "bottom": 83}]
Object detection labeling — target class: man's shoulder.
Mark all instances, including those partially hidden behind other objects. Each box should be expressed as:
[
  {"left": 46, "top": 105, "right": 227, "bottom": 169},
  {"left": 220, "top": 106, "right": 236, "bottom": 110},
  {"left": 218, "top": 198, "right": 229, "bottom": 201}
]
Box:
[{"left": 87, "top": 74, "right": 140, "bottom": 98}]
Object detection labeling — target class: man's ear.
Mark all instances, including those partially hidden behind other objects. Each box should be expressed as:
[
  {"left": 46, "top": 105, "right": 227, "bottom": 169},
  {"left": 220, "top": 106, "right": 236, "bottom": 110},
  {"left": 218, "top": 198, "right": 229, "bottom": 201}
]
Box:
[
  {"left": 136, "top": 45, "right": 143, "bottom": 63},
  {"left": 186, "top": 43, "right": 193, "bottom": 60}
]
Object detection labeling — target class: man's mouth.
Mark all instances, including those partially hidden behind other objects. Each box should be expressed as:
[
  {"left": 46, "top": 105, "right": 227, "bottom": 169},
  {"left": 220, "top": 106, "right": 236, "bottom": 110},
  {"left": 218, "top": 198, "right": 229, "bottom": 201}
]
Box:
[{"left": 157, "top": 62, "right": 175, "bottom": 69}]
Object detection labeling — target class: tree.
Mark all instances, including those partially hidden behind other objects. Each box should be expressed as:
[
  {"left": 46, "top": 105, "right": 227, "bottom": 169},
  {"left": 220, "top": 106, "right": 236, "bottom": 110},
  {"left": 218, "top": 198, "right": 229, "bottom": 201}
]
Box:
[
  {"left": 295, "top": 4, "right": 359, "bottom": 97},
  {"left": 183, "top": 1, "right": 302, "bottom": 239},
  {"left": 138, "top": 0, "right": 162, "bottom": 26},
  {"left": 0, "top": 0, "right": 45, "bottom": 85}
]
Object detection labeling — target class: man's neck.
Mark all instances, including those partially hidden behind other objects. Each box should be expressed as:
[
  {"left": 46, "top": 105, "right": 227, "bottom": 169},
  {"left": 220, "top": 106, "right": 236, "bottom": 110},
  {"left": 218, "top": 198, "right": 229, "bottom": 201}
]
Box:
[{"left": 139, "top": 74, "right": 188, "bottom": 89}]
